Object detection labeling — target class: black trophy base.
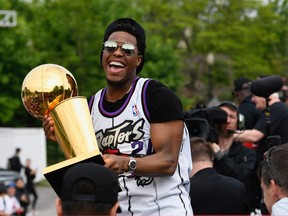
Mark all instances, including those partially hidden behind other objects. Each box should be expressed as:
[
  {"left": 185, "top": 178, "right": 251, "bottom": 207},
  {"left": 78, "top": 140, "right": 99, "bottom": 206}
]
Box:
[{"left": 43, "top": 150, "right": 105, "bottom": 197}]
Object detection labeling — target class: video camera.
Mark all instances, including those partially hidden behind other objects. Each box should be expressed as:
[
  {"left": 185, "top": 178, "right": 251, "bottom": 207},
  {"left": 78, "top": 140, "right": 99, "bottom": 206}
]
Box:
[{"left": 184, "top": 106, "right": 227, "bottom": 143}]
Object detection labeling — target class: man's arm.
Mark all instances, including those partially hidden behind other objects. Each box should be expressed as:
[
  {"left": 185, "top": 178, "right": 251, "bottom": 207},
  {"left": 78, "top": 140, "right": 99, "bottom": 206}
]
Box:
[
  {"left": 234, "top": 129, "right": 264, "bottom": 143},
  {"left": 103, "top": 120, "right": 183, "bottom": 176}
]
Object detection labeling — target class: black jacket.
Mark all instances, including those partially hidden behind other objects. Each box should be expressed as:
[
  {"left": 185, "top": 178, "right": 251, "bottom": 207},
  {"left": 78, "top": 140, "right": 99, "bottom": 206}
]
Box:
[
  {"left": 190, "top": 168, "right": 250, "bottom": 215},
  {"left": 214, "top": 141, "right": 260, "bottom": 210}
]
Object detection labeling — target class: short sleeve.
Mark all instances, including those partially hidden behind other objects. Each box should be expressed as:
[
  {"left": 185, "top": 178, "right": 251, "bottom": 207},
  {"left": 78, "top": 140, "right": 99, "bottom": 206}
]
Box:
[{"left": 146, "top": 80, "right": 184, "bottom": 123}]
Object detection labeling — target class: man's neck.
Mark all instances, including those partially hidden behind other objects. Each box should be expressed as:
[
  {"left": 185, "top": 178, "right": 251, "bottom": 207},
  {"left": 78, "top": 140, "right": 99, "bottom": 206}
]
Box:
[
  {"left": 106, "top": 77, "right": 136, "bottom": 102},
  {"left": 218, "top": 135, "right": 234, "bottom": 151},
  {"left": 191, "top": 160, "right": 213, "bottom": 177}
]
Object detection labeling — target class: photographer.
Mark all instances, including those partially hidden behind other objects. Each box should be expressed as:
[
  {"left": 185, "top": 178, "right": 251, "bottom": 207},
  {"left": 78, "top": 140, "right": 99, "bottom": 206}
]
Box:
[
  {"left": 210, "top": 101, "right": 259, "bottom": 212},
  {"left": 185, "top": 102, "right": 259, "bottom": 211},
  {"left": 234, "top": 92, "right": 288, "bottom": 163}
]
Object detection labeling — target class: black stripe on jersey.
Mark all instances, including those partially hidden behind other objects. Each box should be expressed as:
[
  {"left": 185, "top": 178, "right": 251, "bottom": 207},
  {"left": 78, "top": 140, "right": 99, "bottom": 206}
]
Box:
[
  {"left": 177, "top": 162, "right": 189, "bottom": 216},
  {"left": 122, "top": 176, "right": 134, "bottom": 215}
]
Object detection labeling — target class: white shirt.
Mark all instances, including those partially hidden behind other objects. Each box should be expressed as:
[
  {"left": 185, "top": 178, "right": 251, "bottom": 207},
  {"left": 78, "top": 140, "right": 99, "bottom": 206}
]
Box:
[
  {"left": 272, "top": 197, "right": 288, "bottom": 216},
  {"left": 0, "top": 194, "right": 21, "bottom": 215},
  {"left": 0, "top": 196, "right": 5, "bottom": 212}
]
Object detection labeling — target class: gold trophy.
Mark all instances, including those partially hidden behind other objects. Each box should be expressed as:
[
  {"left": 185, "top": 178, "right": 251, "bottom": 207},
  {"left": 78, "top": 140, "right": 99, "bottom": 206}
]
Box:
[{"left": 21, "top": 64, "right": 104, "bottom": 196}]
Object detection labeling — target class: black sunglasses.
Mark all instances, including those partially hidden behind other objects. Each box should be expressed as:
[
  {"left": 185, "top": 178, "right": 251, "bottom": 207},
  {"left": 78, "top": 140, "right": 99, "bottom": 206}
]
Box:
[{"left": 103, "top": 41, "right": 135, "bottom": 56}]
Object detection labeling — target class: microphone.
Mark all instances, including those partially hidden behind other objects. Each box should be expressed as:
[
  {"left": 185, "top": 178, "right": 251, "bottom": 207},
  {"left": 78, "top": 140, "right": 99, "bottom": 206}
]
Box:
[
  {"left": 227, "top": 130, "right": 236, "bottom": 135},
  {"left": 250, "top": 75, "right": 283, "bottom": 98}
]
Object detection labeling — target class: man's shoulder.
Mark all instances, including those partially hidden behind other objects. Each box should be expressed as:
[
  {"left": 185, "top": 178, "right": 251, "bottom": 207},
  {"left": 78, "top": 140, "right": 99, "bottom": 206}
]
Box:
[
  {"left": 218, "top": 173, "right": 244, "bottom": 185},
  {"left": 3, "top": 194, "right": 17, "bottom": 201},
  {"left": 145, "top": 79, "right": 177, "bottom": 96},
  {"left": 239, "top": 100, "right": 257, "bottom": 112},
  {"left": 270, "top": 102, "right": 288, "bottom": 118},
  {"left": 192, "top": 168, "right": 245, "bottom": 190},
  {"left": 212, "top": 171, "right": 247, "bottom": 194},
  {"left": 272, "top": 101, "right": 288, "bottom": 110}
]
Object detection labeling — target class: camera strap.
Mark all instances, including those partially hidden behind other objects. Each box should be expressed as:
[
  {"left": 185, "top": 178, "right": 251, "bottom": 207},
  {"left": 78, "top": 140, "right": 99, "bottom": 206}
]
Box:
[{"left": 264, "top": 98, "right": 271, "bottom": 137}]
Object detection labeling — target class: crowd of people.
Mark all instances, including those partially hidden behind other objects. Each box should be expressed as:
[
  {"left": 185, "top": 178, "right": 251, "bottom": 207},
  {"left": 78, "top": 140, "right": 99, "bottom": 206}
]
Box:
[
  {"left": 0, "top": 148, "right": 38, "bottom": 216},
  {"left": 38, "top": 17, "right": 288, "bottom": 216}
]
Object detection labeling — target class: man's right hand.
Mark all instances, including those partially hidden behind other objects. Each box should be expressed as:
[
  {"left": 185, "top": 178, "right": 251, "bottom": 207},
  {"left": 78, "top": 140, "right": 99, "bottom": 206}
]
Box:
[
  {"left": 210, "top": 142, "right": 221, "bottom": 154},
  {"left": 43, "top": 115, "right": 57, "bottom": 142}
]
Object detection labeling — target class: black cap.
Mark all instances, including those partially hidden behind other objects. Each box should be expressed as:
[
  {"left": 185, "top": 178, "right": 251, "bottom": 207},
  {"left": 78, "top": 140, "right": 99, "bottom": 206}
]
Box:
[
  {"left": 101, "top": 18, "right": 146, "bottom": 74},
  {"left": 234, "top": 78, "right": 251, "bottom": 91},
  {"left": 60, "top": 162, "right": 118, "bottom": 205}
]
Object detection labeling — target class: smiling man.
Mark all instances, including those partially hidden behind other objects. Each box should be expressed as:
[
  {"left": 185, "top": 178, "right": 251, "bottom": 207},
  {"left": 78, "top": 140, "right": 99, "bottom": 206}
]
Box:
[{"left": 43, "top": 18, "right": 193, "bottom": 215}]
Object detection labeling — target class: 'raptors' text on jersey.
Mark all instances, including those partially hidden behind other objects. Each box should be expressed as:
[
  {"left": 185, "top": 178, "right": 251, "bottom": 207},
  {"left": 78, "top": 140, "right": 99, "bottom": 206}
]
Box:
[{"left": 90, "top": 77, "right": 193, "bottom": 216}]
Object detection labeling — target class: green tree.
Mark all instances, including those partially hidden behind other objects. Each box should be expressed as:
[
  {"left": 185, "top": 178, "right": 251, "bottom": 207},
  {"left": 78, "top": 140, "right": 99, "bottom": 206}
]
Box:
[
  {"left": 1, "top": 0, "right": 288, "bottom": 126},
  {"left": 0, "top": 0, "right": 38, "bottom": 126}
]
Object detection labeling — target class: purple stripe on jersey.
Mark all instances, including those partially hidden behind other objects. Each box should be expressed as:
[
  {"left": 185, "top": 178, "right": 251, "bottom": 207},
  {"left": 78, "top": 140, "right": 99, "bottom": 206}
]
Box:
[
  {"left": 99, "top": 77, "right": 140, "bottom": 117},
  {"left": 142, "top": 79, "right": 151, "bottom": 121},
  {"left": 88, "top": 95, "right": 95, "bottom": 112}
]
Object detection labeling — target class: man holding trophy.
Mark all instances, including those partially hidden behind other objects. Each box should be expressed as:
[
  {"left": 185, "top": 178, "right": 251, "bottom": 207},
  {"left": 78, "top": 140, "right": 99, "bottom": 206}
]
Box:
[{"left": 42, "top": 18, "right": 193, "bottom": 215}]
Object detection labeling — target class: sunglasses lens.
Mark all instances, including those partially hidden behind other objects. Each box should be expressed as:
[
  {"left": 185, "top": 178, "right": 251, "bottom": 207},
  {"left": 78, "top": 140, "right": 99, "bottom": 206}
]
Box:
[
  {"left": 122, "top": 43, "right": 135, "bottom": 55},
  {"left": 103, "top": 41, "right": 117, "bottom": 52},
  {"left": 103, "top": 41, "right": 135, "bottom": 55}
]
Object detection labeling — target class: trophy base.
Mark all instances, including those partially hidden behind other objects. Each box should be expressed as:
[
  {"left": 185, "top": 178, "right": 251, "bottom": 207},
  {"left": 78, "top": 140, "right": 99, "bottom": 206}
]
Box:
[{"left": 43, "top": 150, "right": 105, "bottom": 197}]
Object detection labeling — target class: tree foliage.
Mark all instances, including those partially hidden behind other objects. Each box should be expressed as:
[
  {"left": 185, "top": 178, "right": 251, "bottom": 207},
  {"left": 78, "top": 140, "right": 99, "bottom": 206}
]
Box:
[{"left": 1, "top": 0, "right": 288, "bottom": 126}]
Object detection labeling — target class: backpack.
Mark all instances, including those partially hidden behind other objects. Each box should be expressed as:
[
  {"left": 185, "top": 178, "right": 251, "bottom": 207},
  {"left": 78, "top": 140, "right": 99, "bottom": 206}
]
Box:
[
  {"left": 7, "top": 157, "right": 14, "bottom": 170},
  {"left": 7, "top": 156, "right": 21, "bottom": 171}
]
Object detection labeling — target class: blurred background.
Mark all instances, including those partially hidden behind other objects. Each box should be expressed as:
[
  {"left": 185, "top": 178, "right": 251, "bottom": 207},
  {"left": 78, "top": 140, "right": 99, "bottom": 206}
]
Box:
[{"left": 1, "top": 0, "right": 288, "bottom": 167}]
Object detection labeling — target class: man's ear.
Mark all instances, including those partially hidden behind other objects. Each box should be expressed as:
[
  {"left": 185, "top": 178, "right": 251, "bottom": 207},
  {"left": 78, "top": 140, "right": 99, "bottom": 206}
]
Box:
[
  {"left": 55, "top": 197, "right": 63, "bottom": 216},
  {"left": 136, "top": 55, "right": 143, "bottom": 67},
  {"left": 270, "top": 179, "right": 282, "bottom": 201},
  {"left": 109, "top": 202, "right": 119, "bottom": 216}
]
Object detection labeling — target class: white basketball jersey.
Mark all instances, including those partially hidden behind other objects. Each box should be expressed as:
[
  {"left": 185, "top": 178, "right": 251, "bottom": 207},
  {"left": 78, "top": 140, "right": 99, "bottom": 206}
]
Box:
[{"left": 91, "top": 78, "right": 193, "bottom": 216}]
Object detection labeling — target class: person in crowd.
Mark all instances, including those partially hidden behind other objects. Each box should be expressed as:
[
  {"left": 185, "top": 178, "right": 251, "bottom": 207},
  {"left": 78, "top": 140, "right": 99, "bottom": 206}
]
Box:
[
  {"left": 189, "top": 137, "right": 250, "bottom": 215},
  {"left": 0, "top": 183, "right": 8, "bottom": 216},
  {"left": 258, "top": 143, "right": 288, "bottom": 215},
  {"left": 0, "top": 182, "right": 24, "bottom": 216},
  {"left": 210, "top": 101, "right": 260, "bottom": 211},
  {"left": 279, "top": 76, "right": 288, "bottom": 105},
  {"left": 15, "top": 178, "right": 30, "bottom": 215},
  {"left": 8, "top": 148, "right": 23, "bottom": 173},
  {"left": 55, "top": 162, "right": 119, "bottom": 216},
  {"left": 43, "top": 18, "right": 192, "bottom": 215},
  {"left": 24, "top": 158, "right": 38, "bottom": 212},
  {"left": 232, "top": 77, "right": 260, "bottom": 130},
  {"left": 234, "top": 92, "right": 288, "bottom": 163}
]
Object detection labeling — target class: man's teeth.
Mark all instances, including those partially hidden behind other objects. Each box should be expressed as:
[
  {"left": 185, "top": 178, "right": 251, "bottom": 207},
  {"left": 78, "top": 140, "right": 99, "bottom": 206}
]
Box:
[{"left": 110, "top": 61, "right": 124, "bottom": 67}]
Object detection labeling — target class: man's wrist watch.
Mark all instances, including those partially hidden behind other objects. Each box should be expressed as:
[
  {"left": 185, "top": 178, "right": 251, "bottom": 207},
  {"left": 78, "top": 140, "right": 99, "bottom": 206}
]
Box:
[{"left": 128, "top": 157, "right": 137, "bottom": 172}]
